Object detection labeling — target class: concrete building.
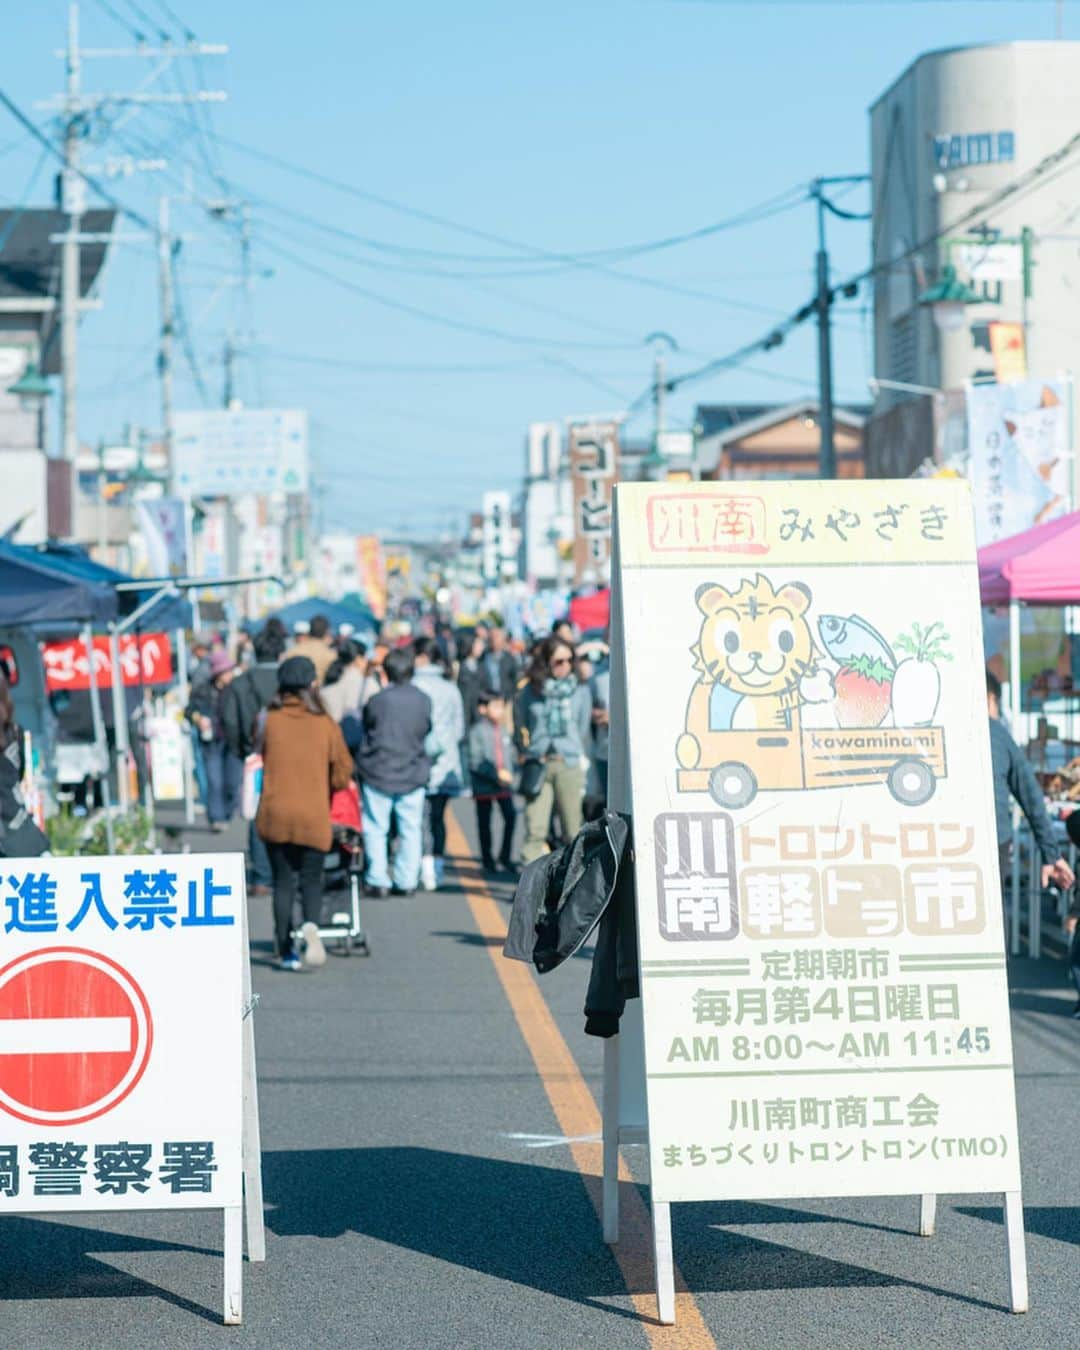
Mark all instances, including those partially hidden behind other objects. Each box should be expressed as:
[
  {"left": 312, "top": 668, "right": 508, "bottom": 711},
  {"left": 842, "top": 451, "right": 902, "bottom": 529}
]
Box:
[
  {"left": 0, "top": 208, "right": 114, "bottom": 541},
  {"left": 869, "top": 41, "right": 1080, "bottom": 474}
]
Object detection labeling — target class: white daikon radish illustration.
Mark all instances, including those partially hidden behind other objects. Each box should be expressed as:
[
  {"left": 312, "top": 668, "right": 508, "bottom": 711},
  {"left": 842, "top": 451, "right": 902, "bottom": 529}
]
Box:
[{"left": 891, "top": 621, "right": 952, "bottom": 725}]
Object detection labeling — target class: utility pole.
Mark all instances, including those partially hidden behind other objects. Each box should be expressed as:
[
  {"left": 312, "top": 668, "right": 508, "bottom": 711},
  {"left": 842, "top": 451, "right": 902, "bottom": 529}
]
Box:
[
  {"left": 810, "top": 175, "right": 870, "bottom": 480},
  {"left": 40, "top": 3, "right": 227, "bottom": 460},
  {"left": 157, "top": 196, "right": 175, "bottom": 464},
  {"left": 654, "top": 347, "right": 666, "bottom": 447},
  {"left": 812, "top": 179, "right": 837, "bottom": 480},
  {"left": 223, "top": 334, "right": 235, "bottom": 408},
  {"left": 60, "top": 2, "right": 82, "bottom": 465},
  {"left": 644, "top": 331, "right": 678, "bottom": 478},
  {"left": 1057, "top": 0, "right": 1065, "bottom": 40}
]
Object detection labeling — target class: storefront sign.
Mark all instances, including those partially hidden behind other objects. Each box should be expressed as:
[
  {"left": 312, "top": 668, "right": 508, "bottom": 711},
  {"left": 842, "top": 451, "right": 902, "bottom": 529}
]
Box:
[
  {"left": 42, "top": 634, "right": 173, "bottom": 693},
  {"left": 569, "top": 419, "right": 620, "bottom": 585},
  {"left": 988, "top": 322, "right": 1027, "bottom": 383},
  {"left": 933, "top": 130, "right": 1014, "bottom": 170},
  {"left": 611, "top": 479, "right": 1021, "bottom": 1209}
]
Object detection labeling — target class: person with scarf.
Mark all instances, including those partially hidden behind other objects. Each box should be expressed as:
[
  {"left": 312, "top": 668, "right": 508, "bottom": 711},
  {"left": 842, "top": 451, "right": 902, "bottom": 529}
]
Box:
[{"left": 514, "top": 635, "right": 592, "bottom": 864}]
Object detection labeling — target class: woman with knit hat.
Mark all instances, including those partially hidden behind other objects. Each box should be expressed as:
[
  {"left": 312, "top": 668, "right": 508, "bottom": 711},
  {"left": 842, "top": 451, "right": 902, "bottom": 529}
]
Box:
[
  {"left": 256, "top": 655, "right": 354, "bottom": 971},
  {"left": 186, "top": 646, "right": 241, "bottom": 832}
]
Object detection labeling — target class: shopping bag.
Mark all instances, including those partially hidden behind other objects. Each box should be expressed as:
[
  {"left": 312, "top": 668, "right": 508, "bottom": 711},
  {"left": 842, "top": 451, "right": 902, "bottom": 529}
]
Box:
[
  {"left": 241, "top": 753, "right": 263, "bottom": 821},
  {"left": 330, "top": 779, "right": 362, "bottom": 832}
]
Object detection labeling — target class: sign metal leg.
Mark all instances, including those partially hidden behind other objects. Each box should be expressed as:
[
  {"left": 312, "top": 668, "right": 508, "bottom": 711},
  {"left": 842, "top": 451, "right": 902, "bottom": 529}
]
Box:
[
  {"left": 652, "top": 1199, "right": 675, "bottom": 1325},
  {"left": 1010, "top": 820, "right": 1021, "bottom": 956},
  {"left": 1004, "top": 1190, "right": 1029, "bottom": 1313},
  {"left": 224, "top": 1204, "right": 243, "bottom": 1324},
  {"left": 602, "top": 1035, "right": 620, "bottom": 1245},
  {"left": 919, "top": 1193, "right": 936, "bottom": 1236},
  {"left": 240, "top": 898, "right": 266, "bottom": 1262}
]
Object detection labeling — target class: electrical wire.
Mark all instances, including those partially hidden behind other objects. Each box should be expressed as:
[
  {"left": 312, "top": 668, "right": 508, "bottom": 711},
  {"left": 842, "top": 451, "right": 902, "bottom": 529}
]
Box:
[
  {"left": 91, "top": 0, "right": 143, "bottom": 39},
  {"left": 633, "top": 124, "right": 1080, "bottom": 409},
  {"left": 199, "top": 122, "right": 809, "bottom": 277},
  {"left": 256, "top": 236, "right": 648, "bottom": 352},
  {"left": 120, "top": 0, "right": 169, "bottom": 39},
  {"left": 0, "top": 86, "right": 156, "bottom": 231}
]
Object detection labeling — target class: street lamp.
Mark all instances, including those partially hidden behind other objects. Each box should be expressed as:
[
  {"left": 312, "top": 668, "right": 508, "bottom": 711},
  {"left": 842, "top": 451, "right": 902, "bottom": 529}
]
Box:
[
  {"left": 918, "top": 264, "right": 985, "bottom": 332},
  {"left": 7, "top": 361, "right": 52, "bottom": 413}
]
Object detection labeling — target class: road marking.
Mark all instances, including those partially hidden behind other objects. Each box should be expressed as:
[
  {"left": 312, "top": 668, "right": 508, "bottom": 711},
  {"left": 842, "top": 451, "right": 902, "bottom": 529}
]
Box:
[
  {"left": 446, "top": 814, "right": 716, "bottom": 1347},
  {"left": 503, "top": 1131, "right": 603, "bottom": 1149},
  {"left": 0, "top": 1016, "right": 131, "bottom": 1055}
]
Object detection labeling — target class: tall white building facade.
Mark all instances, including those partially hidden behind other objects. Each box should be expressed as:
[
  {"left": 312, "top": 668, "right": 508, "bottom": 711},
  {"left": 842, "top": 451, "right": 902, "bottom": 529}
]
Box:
[{"left": 869, "top": 42, "right": 1080, "bottom": 472}]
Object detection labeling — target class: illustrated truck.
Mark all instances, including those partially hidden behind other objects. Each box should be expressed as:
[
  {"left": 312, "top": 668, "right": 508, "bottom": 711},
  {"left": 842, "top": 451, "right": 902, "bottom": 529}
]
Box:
[{"left": 675, "top": 703, "right": 947, "bottom": 811}]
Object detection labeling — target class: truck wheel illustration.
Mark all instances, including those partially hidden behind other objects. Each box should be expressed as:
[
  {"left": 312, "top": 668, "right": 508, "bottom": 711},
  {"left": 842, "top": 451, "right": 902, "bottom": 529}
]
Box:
[
  {"left": 708, "top": 762, "right": 758, "bottom": 810},
  {"left": 886, "top": 757, "right": 936, "bottom": 807}
]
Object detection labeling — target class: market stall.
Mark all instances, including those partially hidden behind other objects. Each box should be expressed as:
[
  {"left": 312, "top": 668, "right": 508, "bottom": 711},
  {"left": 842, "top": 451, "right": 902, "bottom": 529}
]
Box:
[{"left": 978, "top": 510, "right": 1080, "bottom": 954}]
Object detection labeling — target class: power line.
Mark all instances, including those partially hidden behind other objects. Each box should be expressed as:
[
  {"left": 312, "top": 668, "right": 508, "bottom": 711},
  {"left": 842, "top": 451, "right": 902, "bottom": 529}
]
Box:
[
  {"left": 0, "top": 85, "right": 155, "bottom": 231},
  {"left": 205, "top": 126, "right": 809, "bottom": 266},
  {"left": 255, "top": 236, "right": 648, "bottom": 352},
  {"left": 91, "top": 0, "right": 143, "bottom": 38},
  {"left": 636, "top": 124, "right": 1080, "bottom": 410},
  {"left": 120, "top": 0, "right": 169, "bottom": 39}
]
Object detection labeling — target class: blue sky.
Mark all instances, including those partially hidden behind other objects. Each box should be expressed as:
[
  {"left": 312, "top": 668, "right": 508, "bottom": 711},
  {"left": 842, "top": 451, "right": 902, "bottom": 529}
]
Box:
[{"left": 1, "top": 0, "right": 1071, "bottom": 534}]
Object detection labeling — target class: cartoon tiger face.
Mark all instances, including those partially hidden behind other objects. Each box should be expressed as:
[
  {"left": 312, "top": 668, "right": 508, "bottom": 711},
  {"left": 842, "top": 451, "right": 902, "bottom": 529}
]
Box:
[{"left": 693, "top": 573, "right": 815, "bottom": 699}]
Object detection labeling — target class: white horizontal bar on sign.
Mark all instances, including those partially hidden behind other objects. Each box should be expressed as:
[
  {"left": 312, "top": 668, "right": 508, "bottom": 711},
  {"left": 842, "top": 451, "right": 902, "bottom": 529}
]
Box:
[{"left": 0, "top": 1017, "right": 131, "bottom": 1055}]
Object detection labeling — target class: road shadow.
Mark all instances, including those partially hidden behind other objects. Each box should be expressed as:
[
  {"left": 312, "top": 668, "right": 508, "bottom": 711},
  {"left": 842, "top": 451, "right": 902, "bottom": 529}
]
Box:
[
  {"left": 263, "top": 1146, "right": 633, "bottom": 1317},
  {"left": 430, "top": 929, "right": 504, "bottom": 949},
  {"left": 0, "top": 1216, "right": 222, "bottom": 1322},
  {"left": 262, "top": 1147, "right": 1003, "bottom": 1310},
  {"left": 1009, "top": 988, "right": 1076, "bottom": 1017},
  {"left": 957, "top": 1203, "right": 1080, "bottom": 1248}
]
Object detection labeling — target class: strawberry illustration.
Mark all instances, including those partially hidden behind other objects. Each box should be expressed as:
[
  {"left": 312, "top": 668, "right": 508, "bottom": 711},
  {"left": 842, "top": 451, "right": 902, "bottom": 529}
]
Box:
[{"left": 833, "top": 654, "right": 893, "bottom": 727}]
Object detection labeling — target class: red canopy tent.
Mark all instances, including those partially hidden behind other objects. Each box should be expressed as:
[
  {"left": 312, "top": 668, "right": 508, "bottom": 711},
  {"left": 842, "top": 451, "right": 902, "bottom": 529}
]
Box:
[
  {"left": 569, "top": 588, "right": 610, "bottom": 635},
  {"left": 978, "top": 511, "right": 1080, "bottom": 606}
]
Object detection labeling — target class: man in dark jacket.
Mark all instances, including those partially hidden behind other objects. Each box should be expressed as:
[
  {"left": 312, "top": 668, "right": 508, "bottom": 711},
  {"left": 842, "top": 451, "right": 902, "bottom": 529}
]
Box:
[
  {"left": 483, "top": 625, "right": 520, "bottom": 704},
  {"left": 221, "top": 625, "right": 285, "bottom": 894},
  {"left": 222, "top": 627, "right": 283, "bottom": 760},
  {"left": 357, "top": 646, "right": 432, "bottom": 896},
  {"left": 988, "top": 668, "right": 1073, "bottom": 891}
]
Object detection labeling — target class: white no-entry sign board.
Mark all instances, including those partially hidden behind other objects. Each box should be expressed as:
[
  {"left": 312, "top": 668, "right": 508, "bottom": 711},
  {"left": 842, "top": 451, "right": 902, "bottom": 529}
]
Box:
[
  {"left": 0, "top": 853, "right": 244, "bottom": 1213},
  {"left": 611, "top": 479, "right": 1021, "bottom": 1206}
]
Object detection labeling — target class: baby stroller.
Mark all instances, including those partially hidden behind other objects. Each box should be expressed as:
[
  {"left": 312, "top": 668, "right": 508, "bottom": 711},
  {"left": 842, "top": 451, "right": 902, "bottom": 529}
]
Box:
[{"left": 292, "top": 780, "right": 370, "bottom": 956}]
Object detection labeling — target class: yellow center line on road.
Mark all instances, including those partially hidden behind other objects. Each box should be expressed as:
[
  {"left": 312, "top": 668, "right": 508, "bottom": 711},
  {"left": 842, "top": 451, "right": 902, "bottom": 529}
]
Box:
[{"left": 445, "top": 814, "right": 716, "bottom": 1348}]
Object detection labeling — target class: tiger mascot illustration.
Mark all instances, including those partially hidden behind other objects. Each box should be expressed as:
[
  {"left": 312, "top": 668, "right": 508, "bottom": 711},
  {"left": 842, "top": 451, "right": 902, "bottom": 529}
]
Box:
[{"left": 676, "top": 573, "right": 830, "bottom": 768}]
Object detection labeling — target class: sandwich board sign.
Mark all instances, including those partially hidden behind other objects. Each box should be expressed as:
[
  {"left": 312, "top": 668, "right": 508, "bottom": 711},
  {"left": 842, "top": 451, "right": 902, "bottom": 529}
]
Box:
[
  {"left": 0, "top": 852, "right": 264, "bottom": 1324},
  {"left": 606, "top": 479, "right": 1026, "bottom": 1323}
]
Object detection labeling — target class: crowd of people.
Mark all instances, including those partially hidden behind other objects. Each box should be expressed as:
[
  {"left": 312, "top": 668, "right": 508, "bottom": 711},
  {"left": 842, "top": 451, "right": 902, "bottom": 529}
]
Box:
[{"left": 183, "top": 612, "right": 611, "bottom": 970}]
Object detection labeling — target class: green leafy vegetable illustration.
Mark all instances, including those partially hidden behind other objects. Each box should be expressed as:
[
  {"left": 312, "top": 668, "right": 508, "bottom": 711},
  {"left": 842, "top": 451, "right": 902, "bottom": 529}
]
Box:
[{"left": 893, "top": 621, "right": 953, "bottom": 663}]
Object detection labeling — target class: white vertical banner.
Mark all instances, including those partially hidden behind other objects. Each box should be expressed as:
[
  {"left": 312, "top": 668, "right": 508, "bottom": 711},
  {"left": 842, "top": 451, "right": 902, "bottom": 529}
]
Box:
[
  {"left": 967, "top": 378, "right": 1070, "bottom": 545},
  {"left": 136, "top": 498, "right": 188, "bottom": 576}
]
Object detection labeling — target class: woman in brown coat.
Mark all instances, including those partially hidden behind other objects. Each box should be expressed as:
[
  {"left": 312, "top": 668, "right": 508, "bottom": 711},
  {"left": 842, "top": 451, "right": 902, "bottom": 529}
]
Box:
[{"left": 256, "top": 656, "right": 354, "bottom": 971}]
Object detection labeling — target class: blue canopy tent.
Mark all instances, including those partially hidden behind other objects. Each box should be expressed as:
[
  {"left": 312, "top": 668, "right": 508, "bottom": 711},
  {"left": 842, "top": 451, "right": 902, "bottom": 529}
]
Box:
[
  {"left": 18, "top": 543, "right": 193, "bottom": 632},
  {"left": 271, "top": 595, "right": 379, "bottom": 644},
  {"left": 0, "top": 544, "right": 117, "bottom": 625}
]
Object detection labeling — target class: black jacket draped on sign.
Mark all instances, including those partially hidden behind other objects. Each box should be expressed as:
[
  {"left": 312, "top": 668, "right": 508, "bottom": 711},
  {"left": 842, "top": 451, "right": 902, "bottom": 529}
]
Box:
[{"left": 503, "top": 809, "right": 639, "bottom": 1037}]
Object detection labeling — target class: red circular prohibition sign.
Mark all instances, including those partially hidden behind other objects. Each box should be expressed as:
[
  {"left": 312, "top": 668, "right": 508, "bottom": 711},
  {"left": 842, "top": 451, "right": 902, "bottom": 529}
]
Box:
[{"left": 0, "top": 947, "right": 153, "bottom": 1127}]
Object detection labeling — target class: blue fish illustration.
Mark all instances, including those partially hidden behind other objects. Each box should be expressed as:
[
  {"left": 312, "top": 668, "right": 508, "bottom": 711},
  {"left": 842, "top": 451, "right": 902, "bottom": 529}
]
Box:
[{"left": 817, "top": 613, "right": 895, "bottom": 671}]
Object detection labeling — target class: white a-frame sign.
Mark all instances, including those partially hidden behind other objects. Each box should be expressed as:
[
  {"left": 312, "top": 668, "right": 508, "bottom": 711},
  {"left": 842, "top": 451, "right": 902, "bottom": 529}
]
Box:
[
  {"left": 606, "top": 480, "right": 1027, "bottom": 1324},
  {"left": 0, "top": 853, "right": 265, "bottom": 1325}
]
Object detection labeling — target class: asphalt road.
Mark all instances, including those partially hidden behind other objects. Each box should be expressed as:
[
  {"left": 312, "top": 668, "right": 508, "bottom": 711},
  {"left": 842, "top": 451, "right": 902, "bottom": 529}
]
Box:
[{"left": 2, "top": 805, "right": 1080, "bottom": 1348}]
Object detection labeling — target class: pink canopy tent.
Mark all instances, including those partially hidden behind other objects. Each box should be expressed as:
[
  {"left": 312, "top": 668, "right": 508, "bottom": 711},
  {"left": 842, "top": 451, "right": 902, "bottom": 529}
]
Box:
[{"left": 978, "top": 511, "right": 1080, "bottom": 605}]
